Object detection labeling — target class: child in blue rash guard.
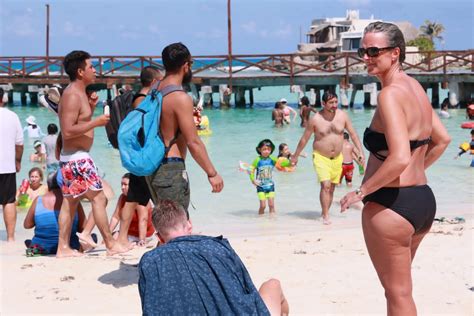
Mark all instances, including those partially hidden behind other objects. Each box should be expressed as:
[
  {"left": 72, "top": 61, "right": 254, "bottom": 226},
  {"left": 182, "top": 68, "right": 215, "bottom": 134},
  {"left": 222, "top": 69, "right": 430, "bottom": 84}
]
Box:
[{"left": 250, "top": 139, "right": 279, "bottom": 215}]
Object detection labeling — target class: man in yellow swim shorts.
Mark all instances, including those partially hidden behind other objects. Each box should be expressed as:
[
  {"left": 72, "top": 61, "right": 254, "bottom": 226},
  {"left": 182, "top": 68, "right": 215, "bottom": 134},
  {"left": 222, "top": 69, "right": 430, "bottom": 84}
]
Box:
[{"left": 290, "top": 91, "right": 365, "bottom": 224}]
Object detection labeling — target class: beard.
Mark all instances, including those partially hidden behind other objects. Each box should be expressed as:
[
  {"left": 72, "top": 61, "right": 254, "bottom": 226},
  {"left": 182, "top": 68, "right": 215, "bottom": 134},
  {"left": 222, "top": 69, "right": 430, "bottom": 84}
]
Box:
[{"left": 183, "top": 69, "right": 193, "bottom": 85}]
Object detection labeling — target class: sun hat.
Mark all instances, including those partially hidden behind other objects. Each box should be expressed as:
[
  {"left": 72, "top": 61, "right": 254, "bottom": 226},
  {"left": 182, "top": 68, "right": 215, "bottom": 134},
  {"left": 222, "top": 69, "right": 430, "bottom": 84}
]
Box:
[
  {"left": 47, "top": 87, "right": 61, "bottom": 104},
  {"left": 25, "top": 115, "right": 37, "bottom": 125},
  {"left": 256, "top": 139, "right": 275, "bottom": 154},
  {"left": 279, "top": 98, "right": 288, "bottom": 103}
]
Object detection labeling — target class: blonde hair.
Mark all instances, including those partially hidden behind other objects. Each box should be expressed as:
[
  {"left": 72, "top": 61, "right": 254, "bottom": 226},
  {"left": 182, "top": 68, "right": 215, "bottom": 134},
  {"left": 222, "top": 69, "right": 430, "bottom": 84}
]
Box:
[{"left": 152, "top": 200, "right": 188, "bottom": 235}]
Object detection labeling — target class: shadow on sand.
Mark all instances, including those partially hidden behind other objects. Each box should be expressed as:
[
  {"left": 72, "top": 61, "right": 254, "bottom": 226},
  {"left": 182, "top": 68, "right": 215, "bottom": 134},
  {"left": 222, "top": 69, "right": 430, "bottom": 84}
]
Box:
[
  {"left": 98, "top": 261, "right": 138, "bottom": 288},
  {"left": 285, "top": 210, "right": 321, "bottom": 220}
]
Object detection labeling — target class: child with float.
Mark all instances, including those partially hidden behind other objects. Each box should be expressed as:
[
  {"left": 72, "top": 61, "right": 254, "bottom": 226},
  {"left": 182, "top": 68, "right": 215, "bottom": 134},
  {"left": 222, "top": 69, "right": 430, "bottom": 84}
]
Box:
[{"left": 237, "top": 139, "right": 294, "bottom": 215}]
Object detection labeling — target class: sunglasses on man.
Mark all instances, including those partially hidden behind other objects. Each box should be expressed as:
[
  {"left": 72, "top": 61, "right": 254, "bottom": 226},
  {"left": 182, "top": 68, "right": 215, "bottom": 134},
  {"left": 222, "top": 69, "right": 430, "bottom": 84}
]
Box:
[{"left": 357, "top": 46, "right": 395, "bottom": 58}]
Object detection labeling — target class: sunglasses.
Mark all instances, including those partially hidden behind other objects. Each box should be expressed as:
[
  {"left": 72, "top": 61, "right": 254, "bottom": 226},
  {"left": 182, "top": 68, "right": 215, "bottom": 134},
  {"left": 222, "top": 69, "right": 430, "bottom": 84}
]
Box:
[{"left": 357, "top": 46, "right": 395, "bottom": 58}]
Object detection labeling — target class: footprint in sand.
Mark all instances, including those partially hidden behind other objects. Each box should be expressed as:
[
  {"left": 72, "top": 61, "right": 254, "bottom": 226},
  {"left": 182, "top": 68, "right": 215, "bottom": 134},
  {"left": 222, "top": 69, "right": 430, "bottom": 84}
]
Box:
[
  {"left": 21, "top": 264, "right": 33, "bottom": 270},
  {"left": 60, "top": 276, "right": 75, "bottom": 282}
]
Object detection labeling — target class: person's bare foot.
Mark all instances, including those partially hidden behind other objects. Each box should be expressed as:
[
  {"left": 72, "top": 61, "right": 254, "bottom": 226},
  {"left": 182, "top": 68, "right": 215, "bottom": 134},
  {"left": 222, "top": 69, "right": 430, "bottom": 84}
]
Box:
[
  {"left": 106, "top": 241, "right": 134, "bottom": 256},
  {"left": 76, "top": 232, "right": 98, "bottom": 248},
  {"left": 322, "top": 217, "right": 332, "bottom": 225},
  {"left": 7, "top": 237, "right": 15, "bottom": 242},
  {"left": 56, "top": 247, "right": 83, "bottom": 258}
]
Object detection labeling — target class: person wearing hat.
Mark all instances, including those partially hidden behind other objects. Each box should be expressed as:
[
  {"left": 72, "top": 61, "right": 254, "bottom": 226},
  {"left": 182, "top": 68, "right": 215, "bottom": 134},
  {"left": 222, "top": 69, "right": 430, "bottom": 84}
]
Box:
[
  {"left": 279, "top": 98, "right": 297, "bottom": 124},
  {"left": 30, "top": 140, "right": 46, "bottom": 163},
  {"left": 249, "top": 139, "right": 286, "bottom": 215},
  {"left": 23, "top": 115, "right": 44, "bottom": 139}
]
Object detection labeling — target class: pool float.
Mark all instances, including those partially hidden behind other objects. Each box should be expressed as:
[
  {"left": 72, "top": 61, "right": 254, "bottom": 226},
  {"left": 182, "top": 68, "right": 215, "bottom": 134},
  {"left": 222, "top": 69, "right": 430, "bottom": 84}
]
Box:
[
  {"left": 275, "top": 157, "right": 294, "bottom": 172},
  {"left": 461, "top": 122, "right": 474, "bottom": 129},
  {"left": 197, "top": 115, "right": 212, "bottom": 136}
]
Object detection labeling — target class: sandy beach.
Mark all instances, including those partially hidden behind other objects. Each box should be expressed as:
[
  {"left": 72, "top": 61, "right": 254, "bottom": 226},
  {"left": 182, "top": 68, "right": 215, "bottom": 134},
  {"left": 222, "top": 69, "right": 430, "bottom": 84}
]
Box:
[{"left": 1, "top": 210, "right": 472, "bottom": 316}]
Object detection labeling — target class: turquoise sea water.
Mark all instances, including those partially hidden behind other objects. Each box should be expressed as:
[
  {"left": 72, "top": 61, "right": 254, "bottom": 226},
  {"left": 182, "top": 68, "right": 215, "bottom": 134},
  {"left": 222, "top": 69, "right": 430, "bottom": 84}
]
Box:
[{"left": 2, "top": 99, "right": 473, "bottom": 240}]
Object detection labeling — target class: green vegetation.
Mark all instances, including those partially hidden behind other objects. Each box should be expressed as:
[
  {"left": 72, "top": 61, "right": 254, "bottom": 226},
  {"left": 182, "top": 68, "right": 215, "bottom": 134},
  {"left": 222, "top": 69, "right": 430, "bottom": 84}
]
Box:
[
  {"left": 407, "top": 36, "right": 435, "bottom": 52},
  {"left": 419, "top": 20, "right": 445, "bottom": 49}
]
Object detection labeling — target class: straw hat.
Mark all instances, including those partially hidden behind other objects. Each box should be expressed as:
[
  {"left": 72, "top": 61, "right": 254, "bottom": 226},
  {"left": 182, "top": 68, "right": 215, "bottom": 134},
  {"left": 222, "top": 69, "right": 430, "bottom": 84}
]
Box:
[
  {"left": 25, "top": 115, "right": 37, "bottom": 125},
  {"left": 47, "top": 87, "right": 61, "bottom": 104}
]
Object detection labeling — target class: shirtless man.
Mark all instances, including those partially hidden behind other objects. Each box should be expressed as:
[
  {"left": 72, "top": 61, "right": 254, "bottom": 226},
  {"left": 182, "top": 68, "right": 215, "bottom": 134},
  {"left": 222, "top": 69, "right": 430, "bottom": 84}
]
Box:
[
  {"left": 57, "top": 50, "right": 130, "bottom": 257},
  {"left": 272, "top": 102, "right": 284, "bottom": 127},
  {"left": 291, "top": 91, "right": 365, "bottom": 224},
  {"left": 146, "top": 42, "right": 223, "bottom": 216},
  {"left": 299, "top": 96, "right": 317, "bottom": 127}
]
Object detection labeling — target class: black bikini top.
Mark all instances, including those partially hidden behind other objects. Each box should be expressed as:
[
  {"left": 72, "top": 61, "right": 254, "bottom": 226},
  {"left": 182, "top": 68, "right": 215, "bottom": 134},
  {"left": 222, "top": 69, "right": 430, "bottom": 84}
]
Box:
[{"left": 363, "top": 127, "right": 431, "bottom": 161}]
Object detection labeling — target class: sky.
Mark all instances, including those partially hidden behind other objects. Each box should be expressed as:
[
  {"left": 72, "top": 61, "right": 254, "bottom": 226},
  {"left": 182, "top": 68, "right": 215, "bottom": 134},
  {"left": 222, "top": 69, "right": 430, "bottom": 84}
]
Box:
[{"left": 0, "top": 0, "right": 472, "bottom": 57}]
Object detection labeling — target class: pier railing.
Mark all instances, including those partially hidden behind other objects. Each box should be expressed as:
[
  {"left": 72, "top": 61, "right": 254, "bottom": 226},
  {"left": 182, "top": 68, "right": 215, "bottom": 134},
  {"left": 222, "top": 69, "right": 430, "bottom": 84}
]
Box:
[{"left": 0, "top": 50, "right": 472, "bottom": 85}]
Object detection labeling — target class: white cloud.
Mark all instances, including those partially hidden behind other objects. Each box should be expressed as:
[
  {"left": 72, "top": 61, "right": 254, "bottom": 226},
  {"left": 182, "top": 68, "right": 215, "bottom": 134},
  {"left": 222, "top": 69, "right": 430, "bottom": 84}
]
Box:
[
  {"left": 195, "top": 28, "right": 225, "bottom": 40},
  {"left": 339, "top": 0, "right": 371, "bottom": 6},
  {"left": 241, "top": 21, "right": 257, "bottom": 33},
  {"left": 274, "top": 23, "right": 292, "bottom": 38},
  {"left": 4, "top": 8, "right": 40, "bottom": 37}
]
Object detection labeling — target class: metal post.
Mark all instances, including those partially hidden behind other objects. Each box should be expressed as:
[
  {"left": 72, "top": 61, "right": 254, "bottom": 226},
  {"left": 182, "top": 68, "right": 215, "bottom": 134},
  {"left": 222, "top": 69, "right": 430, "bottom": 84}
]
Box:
[
  {"left": 46, "top": 4, "right": 50, "bottom": 76},
  {"left": 227, "top": 0, "right": 233, "bottom": 91}
]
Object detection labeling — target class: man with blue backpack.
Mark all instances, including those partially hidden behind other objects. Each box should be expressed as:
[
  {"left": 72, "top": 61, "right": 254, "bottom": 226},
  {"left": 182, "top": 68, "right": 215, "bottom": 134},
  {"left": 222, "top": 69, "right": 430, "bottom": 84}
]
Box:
[{"left": 118, "top": 43, "right": 223, "bottom": 216}]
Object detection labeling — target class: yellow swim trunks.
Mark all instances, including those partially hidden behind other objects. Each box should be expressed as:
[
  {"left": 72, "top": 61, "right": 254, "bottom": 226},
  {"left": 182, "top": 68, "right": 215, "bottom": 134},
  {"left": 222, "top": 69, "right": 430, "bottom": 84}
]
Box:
[{"left": 312, "top": 151, "right": 343, "bottom": 184}]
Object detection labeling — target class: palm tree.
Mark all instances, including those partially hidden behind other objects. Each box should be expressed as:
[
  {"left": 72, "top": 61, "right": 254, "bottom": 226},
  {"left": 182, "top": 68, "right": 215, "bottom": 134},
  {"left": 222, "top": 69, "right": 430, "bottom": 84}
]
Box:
[{"left": 419, "top": 20, "right": 445, "bottom": 48}]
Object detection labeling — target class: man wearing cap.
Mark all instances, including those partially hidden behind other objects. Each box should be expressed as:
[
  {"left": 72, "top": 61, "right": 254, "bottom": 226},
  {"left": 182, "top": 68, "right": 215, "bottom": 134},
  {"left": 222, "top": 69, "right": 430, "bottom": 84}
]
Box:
[
  {"left": 279, "top": 98, "right": 297, "bottom": 124},
  {"left": 291, "top": 91, "right": 365, "bottom": 225},
  {"left": 0, "top": 87, "right": 24, "bottom": 242}
]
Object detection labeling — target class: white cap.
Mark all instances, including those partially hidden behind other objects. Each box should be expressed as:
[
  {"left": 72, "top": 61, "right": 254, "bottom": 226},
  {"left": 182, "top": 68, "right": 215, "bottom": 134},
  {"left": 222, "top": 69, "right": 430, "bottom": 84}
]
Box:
[{"left": 279, "top": 98, "right": 288, "bottom": 103}]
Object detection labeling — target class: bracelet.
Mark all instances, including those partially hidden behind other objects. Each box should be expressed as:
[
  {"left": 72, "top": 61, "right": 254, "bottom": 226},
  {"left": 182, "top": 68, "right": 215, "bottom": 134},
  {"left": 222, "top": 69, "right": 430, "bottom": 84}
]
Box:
[
  {"left": 207, "top": 172, "right": 217, "bottom": 178},
  {"left": 355, "top": 187, "right": 364, "bottom": 198}
]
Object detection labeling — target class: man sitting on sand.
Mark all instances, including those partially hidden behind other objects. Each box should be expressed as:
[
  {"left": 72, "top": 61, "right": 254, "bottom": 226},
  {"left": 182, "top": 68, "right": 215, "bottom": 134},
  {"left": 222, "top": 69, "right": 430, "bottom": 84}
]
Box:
[{"left": 138, "top": 200, "right": 289, "bottom": 315}]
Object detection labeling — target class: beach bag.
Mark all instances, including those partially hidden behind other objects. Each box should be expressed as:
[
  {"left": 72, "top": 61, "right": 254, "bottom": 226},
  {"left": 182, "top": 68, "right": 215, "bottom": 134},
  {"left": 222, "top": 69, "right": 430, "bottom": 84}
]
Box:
[
  {"left": 105, "top": 90, "right": 135, "bottom": 149},
  {"left": 117, "top": 83, "right": 183, "bottom": 176}
]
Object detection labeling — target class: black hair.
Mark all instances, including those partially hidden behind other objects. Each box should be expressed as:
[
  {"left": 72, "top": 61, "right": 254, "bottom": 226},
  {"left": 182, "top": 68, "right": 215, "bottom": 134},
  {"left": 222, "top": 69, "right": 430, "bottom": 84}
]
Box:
[
  {"left": 47, "top": 123, "right": 58, "bottom": 135},
  {"left": 322, "top": 91, "right": 338, "bottom": 103},
  {"left": 123, "top": 173, "right": 131, "bottom": 179},
  {"left": 364, "top": 22, "right": 406, "bottom": 63},
  {"left": 63, "top": 50, "right": 91, "bottom": 81},
  {"left": 300, "top": 96, "right": 310, "bottom": 106},
  {"left": 343, "top": 132, "right": 349, "bottom": 140},
  {"left": 274, "top": 101, "right": 281, "bottom": 109},
  {"left": 162, "top": 42, "right": 191, "bottom": 73},
  {"left": 256, "top": 139, "right": 275, "bottom": 155},
  {"left": 471, "top": 129, "right": 474, "bottom": 136},
  {"left": 140, "top": 66, "right": 160, "bottom": 87},
  {"left": 47, "top": 172, "right": 60, "bottom": 190},
  {"left": 0, "top": 87, "right": 4, "bottom": 102}
]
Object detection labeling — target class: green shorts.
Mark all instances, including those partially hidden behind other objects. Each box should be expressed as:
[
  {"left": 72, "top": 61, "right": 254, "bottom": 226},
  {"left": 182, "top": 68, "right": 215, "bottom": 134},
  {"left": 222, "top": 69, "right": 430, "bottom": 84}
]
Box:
[
  {"left": 257, "top": 191, "right": 275, "bottom": 200},
  {"left": 147, "top": 160, "right": 190, "bottom": 216}
]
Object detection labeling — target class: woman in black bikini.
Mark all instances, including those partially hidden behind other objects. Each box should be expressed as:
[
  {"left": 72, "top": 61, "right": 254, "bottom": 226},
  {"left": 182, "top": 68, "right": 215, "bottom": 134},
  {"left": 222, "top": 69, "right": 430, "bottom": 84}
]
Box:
[{"left": 340, "top": 22, "right": 451, "bottom": 315}]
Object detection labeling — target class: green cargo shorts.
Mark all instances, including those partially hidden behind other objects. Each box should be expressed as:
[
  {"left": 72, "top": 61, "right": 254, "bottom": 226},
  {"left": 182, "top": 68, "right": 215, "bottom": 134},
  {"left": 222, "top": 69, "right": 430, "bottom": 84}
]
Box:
[{"left": 146, "top": 160, "right": 190, "bottom": 216}]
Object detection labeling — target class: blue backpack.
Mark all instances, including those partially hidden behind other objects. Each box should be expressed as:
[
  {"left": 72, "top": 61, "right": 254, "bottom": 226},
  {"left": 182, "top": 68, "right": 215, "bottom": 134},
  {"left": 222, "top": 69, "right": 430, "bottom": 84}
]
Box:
[{"left": 117, "top": 82, "right": 183, "bottom": 176}]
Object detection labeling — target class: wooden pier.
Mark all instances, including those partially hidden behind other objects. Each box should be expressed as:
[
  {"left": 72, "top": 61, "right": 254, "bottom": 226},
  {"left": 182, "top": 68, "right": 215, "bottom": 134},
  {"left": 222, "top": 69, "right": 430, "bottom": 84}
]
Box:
[{"left": 1, "top": 50, "right": 473, "bottom": 107}]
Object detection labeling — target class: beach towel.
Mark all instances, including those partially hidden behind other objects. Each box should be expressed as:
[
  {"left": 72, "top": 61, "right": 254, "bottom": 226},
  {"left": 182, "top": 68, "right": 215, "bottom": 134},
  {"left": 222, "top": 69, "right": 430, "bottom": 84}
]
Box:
[{"left": 138, "top": 235, "right": 270, "bottom": 316}]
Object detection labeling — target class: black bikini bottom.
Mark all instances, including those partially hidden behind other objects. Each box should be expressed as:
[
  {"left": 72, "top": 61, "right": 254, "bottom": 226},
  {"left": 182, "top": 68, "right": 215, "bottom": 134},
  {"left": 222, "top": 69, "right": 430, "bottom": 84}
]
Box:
[{"left": 363, "top": 185, "right": 436, "bottom": 233}]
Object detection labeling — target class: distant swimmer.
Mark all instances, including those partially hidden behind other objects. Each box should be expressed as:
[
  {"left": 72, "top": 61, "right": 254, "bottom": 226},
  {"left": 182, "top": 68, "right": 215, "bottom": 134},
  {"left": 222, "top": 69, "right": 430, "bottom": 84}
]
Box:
[
  {"left": 271, "top": 101, "right": 284, "bottom": 127},
  {"left": 24, "top": 115, "right": 44, "bottom": 139},
  {"left": 279, "top": 98, "right": 297, "bottom": 124},
  {"left": 299, "top": 96, "right": 317, "bottom": 127},
  {"left": 454, "top": 129, "right": 474, "bottom": 167}
]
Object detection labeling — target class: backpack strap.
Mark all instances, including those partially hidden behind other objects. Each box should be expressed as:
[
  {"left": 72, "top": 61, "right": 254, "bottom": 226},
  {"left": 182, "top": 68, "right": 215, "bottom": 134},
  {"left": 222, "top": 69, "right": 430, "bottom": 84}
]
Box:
[
  {"left": 155, "top": 83, "right": 185, "bottom": 157},
  {"left": 159, "top": 84, "right": 183, "bottom": 97}
]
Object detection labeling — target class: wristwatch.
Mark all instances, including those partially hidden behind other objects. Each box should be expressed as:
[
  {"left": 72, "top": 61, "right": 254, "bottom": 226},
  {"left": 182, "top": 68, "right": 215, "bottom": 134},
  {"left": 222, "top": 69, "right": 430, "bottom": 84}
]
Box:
[{"left": 355, "top": 187, "right": 364, "bottom": 198}]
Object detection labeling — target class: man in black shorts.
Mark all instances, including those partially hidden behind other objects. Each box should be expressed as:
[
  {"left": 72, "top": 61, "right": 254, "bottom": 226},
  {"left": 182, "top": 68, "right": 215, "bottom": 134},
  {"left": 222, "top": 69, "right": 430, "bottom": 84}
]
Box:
[
  {"left": 0, "top": 87, "right": 24, "bottom": 242},
  {"left": 117, "top": 66, "right": 162, "bottom": 247}
]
